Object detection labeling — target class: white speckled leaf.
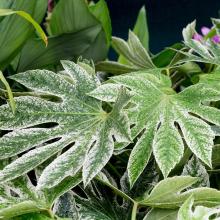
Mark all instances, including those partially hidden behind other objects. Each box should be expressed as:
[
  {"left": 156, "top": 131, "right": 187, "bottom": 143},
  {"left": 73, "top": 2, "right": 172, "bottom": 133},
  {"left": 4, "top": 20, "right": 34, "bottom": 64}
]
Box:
[
  {"left": 90, "top": 70, "right": 220, "bottom": 186},
  {"left": 177, "top": 195, "right": 220, "bottom": 220},
  {"left": 0, "top": 61, "right": 131, "bottom": 188},
  {"left": 182, "top": 156, "right": 210, "bottom": 188},
  {"left": 140, "top": 176, "right": 220, "bottom": 209}
]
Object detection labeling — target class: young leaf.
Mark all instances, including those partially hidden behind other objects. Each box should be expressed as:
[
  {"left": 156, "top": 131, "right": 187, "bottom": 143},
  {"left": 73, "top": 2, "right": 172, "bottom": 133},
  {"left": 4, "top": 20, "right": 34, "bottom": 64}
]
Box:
[
  {"left": 182, "top": 20, "right": 196, "bottom": 42},
  {"left": 143, "top": 209, "right": 178, "bottom": 220},
  {"left": 112, "top": 31, "right": 155, "bottom": 69},
  {"left": 90, "top": 69, "right": 220, "bottom": 186},
  {"left": 133, "top": 6, "right": 149, "bottom": 51},
  {"left": 177, "top": 195, "right": 220, "bottom": 220},
  {"left": 0, "top": 61, "right": 131, "bottom": 188},
  {"left": 182, "top": 20, "right": 220, "bottom": 65},
  {"left": 139, "top": 176, "right": 220, "bottom": 208}
]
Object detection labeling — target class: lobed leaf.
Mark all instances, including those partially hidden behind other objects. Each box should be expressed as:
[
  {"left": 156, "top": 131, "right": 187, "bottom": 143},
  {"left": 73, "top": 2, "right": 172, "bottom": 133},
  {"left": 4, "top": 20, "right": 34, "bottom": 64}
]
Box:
[
  {"left": 0, "top": 61, "right": 131, "bottom": 189},
  {"left": 91, "top": 69, "right": 220, "bottom": 186}
]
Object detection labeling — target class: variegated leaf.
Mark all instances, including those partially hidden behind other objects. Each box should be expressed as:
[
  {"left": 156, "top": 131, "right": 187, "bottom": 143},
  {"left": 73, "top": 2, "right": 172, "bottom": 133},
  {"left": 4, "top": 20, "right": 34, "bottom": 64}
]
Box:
[
  {"left": 0, "top": 61, "right": 131, "bottom": 188},
  {"left": 90, "top": 69, "right": 220, "bottom": 186}
]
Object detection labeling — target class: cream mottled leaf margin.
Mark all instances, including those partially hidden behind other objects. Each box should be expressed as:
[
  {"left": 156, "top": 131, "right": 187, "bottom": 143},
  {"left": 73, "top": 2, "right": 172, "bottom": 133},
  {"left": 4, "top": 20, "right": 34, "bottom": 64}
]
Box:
[
  {"left": 0, "top": 61, "right": 131, "bottom": 189},
  {"left": 90, "top": 70, "right": 220, "bottom": 187}
]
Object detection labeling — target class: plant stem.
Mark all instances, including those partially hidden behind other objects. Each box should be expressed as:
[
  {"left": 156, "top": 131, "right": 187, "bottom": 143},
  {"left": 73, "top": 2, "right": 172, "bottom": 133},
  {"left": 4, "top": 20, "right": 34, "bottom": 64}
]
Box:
[
  {"left": 165, "top": 68, "right": 170, "bottom": 76},
  {"left": 131, "top": 202, "right": 138, "bottom": 220},
  {"left": 95, "top": 176, "right": 135, "bottom": 203},
  {"left": 45, "top": 209, "right": 55, "bottom": 219}
]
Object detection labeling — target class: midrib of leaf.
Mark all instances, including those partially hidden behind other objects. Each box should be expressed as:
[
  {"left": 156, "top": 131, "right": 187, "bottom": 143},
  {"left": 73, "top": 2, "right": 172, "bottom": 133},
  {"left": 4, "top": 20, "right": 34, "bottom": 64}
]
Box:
[{"left": 29, "top": 111, "right": 102, "bottom": 116}]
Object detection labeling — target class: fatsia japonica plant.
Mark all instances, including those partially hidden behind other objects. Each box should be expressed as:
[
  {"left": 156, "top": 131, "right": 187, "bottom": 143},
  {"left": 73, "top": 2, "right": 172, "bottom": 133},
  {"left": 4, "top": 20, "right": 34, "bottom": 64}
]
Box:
[{"left": 2, "top": 1, "right": 220, "bottom": 219}]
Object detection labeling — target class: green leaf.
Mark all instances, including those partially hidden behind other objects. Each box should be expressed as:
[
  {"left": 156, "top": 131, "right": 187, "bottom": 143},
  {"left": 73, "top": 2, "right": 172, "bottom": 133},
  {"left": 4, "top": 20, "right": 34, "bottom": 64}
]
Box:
[
  {"left": 0, "top": 61, "right": 131, "bottom": 188},
  {"left": 0, "top": 8, "right": 47, "bottom": 46},
  {"left": 212, "top": 144, "right": 220, "bottom": 167},
  {"left": 140, "top": 176, "right": 220, "bottom": 208},
  {"left": 90, "top": 69, "right": 220, "bottom": 186},
  {"left": 95, "top": 60, "right": 139, "bottom": 74},
  {"left": 0, "top": 171, "right": 48, "bottom": 219},
  {"left": 177, "top": 195, "right": 220, "bottom": 220},
  {"left": 0, "top": 201, "right": 43, "bottom": 219},
  {"left": 143, "top": 209, "right": 178, "bottom": 220},
  {"left": 118, "top": 7, "right": 149, "bottom": 66},
  {"left": 177, "top": 195, "right": 193, "bottom": 220},
  {"left": 182, "top": 20, "right": 196, "bottom": 42},
  {"left": 89, "top": 0, "right": 111, "bottom": 46},
  {"left": 112, "top": 31, "right": 155, "bottom": 69},
  {"left": 133, "top": 6, "right": 149, "bottom": 51},
  {"left": 13, "top": 213, "right": 52, "bottom": 220},
  {"left": 0, "top": 70, "right": 16, "bottom": 114},
  {"left": 0, "top": 0, "right": 47, "bottom": 69},
  {"left": 152, "top": 43, "right": 184, "bottom": 68},
  {"left": 17, "top": 0, "right": 108, "bottom": 71},
  {"left": 43, "top": 171, "right": 82, "bottom": 205},
  {"left": 53, "top": 191, "right": 78, "bottom": 219}
]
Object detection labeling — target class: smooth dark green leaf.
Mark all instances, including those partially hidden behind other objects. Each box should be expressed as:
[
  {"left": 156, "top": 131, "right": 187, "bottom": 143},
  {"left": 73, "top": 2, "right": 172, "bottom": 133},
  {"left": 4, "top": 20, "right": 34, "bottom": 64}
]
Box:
[
  {"left": 133, "top": 6, "right": 149, "bottom": 50},
  {"left": 0, "top": 0, "right": 47, "bottom": 69}
]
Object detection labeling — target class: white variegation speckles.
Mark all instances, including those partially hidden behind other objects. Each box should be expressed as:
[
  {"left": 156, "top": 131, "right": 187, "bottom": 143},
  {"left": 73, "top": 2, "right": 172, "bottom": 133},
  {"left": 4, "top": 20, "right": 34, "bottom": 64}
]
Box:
[
  {"left": 0, "top": 61, "right": 131, "bottom": 189},
  {"left": 91, "top": 70, "right": 220, "bottom": 187}
]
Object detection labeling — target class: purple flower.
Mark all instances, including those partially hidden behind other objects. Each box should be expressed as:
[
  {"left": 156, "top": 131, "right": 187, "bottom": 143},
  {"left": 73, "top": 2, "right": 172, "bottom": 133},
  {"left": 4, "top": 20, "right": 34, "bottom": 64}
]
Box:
[
  {"left": 212, "top": 35, "right": 220, "bottom": 43},
  {"left": 193, "top": 26, "right": 220, "bottom": 44},
  {"left": 193, "top": 33, "right": 203, "bottom": 42},
  {"left": 201, "top": 27, "right": 210, "bottom": 35}
]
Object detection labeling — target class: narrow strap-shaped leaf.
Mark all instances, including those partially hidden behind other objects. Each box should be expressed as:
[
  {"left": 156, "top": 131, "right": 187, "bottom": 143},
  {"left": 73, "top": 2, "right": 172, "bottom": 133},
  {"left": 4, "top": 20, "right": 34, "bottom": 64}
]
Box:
[
  {"left": 0, "top": 71, "right": 15, "bottom": 114},
  {"left": 0, "top": 9, "right": 47, "bottom": 46}
]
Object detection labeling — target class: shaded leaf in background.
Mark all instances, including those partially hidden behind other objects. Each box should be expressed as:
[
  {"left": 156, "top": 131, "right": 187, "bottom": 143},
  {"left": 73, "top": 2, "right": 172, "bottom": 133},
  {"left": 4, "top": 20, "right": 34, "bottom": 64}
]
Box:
[
  {"left": 18, "top": 0, "right": 111, "bottom": 71},
  {"left": 89, "top": 0, "right": 111, "bottom": 47},
  {"left": 0, "top": 8, "right": 47, "bottom": 46},
  {"left": 0, "top": 0, "right": 47, "bottom": 70},
  {"left": 139, "top": 176, "right": 220, "bottom": 208},
  {"left": 53, "top": 191, "right": 78, "bottom": 219},
  {"left": 182, "top": 156, "right": 210, "bottom": 188}
]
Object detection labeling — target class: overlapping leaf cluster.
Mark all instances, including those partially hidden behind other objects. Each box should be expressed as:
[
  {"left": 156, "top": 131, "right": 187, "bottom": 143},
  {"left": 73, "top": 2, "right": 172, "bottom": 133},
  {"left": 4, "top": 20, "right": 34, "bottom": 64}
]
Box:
[{"left": 1, "top": 1, "right": 220, "bottom": 219}]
